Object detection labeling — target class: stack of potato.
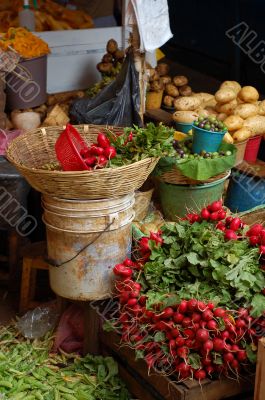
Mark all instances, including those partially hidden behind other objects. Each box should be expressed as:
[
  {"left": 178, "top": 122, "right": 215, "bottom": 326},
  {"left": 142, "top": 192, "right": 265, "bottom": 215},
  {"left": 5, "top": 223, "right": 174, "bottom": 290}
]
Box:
[{"left": 213, "top": 81, "right": 265, "bottom": 143}]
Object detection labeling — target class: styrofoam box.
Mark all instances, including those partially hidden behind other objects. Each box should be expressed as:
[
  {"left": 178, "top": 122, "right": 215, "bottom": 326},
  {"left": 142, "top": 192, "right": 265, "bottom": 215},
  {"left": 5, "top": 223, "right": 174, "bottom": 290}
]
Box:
[{"left": 36, "top": 27, "right": 122, "bottom": 94}]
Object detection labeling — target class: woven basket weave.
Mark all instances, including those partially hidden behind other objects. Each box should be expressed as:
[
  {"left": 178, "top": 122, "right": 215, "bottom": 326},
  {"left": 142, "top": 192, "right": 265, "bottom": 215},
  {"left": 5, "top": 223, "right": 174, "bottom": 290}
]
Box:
[
  {"left": 160, "top": 165, "right": 229, "bottom": 185},
  {"left": 6, "top": 124, "right": 159, "bottom": 199}
]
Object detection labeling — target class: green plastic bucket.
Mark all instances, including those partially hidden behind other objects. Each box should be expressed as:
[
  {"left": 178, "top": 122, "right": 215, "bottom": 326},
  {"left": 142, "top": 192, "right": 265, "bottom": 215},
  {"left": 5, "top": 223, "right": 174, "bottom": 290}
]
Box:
[{"left": 159, "top": 173, "right": 230, "bottom": 220}]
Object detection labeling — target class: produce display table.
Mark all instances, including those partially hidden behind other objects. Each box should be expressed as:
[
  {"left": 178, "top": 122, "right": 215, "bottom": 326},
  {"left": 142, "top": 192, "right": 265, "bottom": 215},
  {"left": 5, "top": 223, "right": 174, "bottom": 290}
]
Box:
[{"left": 100, "top": 330, "right": 254, "bottom": 400}]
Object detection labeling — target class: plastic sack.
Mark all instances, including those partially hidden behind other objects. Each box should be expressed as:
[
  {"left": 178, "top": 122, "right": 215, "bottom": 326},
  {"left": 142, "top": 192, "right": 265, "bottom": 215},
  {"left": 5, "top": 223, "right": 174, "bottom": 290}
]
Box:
[
  {"left": 0, "top": 129, "right": 22, "bottom": 155},
  {"left": 52, "top": 304, "right": 84, "bottom": 355},
  {"left": 17, "top": 303, "right": 60, "bottom": 339},
  {"left": 70, "top": 51, "right": 142, "bottom": 127}
]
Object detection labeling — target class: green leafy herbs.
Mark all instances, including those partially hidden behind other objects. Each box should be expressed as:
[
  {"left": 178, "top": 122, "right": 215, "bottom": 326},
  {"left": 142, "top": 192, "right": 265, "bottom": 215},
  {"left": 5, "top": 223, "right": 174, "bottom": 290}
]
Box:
[
  {"left": 140, "top": 220, "right": 265, "bottom": 316},
  {"left": 107, "top": 123, "right": 175, "bottom": 166}
]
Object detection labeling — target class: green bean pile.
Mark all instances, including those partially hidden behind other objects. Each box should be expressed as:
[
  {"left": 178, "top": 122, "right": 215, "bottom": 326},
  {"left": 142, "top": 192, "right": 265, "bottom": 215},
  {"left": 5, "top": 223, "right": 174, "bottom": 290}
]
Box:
[{"left": 0, "top": 325, "right": 130, "bottom": 400}]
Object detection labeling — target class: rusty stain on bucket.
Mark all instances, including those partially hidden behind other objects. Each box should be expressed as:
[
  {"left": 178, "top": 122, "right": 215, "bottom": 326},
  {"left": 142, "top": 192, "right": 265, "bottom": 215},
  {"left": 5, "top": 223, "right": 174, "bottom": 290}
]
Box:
[{"left": 43, "top": 194, "right": 135, "bottom": 301}]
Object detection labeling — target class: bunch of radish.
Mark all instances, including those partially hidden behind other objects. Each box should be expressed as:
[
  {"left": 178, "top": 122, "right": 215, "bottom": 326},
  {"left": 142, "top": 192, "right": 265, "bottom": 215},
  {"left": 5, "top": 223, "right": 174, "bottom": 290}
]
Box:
[
  {"left": 112, "top": 264, "right": 258, "bottom": 381},
  {"left": 80, "top": 133, "right": 117, "bottom": 169},
  {"left": 246, "top": 224, "right": 265, "bottom": 256},
  {"left": 185, "top": 200, "right": 247, "bottom": 241}
]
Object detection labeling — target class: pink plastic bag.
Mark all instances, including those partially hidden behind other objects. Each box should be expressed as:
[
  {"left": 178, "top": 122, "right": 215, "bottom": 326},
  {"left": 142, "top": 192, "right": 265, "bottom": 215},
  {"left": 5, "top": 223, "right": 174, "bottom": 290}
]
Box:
[
  {"left": 0, "top": 129, "right": 22, "bottom": 155},
  {"left": 52, "top": 304, "right": 84, "bottom": 355}
]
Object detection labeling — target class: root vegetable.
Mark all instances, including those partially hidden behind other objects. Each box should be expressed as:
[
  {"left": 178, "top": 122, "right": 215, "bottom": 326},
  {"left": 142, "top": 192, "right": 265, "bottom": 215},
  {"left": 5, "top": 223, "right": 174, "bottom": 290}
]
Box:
[
  {"left": 224, "top": 115, "right": 244, "bottom": 131},
  {"left": 11, "top": 110, "right": 41, "bottom": 132},
  {"left": 165, "top": 83, "right": 179, "bottom": 97},
  {"left": 106, "top": 39, "right": 118, "bottom": 54},
  {"left": 220, "top": 80, "right": 241, "bottom": 94},
  {"left": 163, "top": 95, "right": 174, "bottom": 107},
  {"left": 179, "top": 85, "right": 192, "bottom": 96},
  {"left": 215, "top": 99, "right": 237, "bottom": 115},
  {"left": 173, "top": 75, "right": 188, "bottom": 87},
  {"left": 114, "top": 49, "right": 124, "bottom": 60},
  {"left": 232, "top": 127, "right": 252, "bottom": 142},
  {"left": 215, "top": 88, "right": 237, "bottom": 104},
  {"left": 97, "top": 62, "right": 113, "bottom": 74},
  {"left": 102, "top": 53, "right": 113, "bottom": 63},
  {"left": 238, "top": 86, "right": 259, "bottom": 103},
  {"left": 156, "top": 63, "right": 169, "bottom": 76},
  {"left": 160, "top": 75, "right": 172, "bottom": 85}
]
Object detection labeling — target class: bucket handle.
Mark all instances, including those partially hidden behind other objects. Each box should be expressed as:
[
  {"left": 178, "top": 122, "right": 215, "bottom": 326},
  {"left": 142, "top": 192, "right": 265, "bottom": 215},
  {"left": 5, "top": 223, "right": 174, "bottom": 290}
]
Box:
[{"left": 45, "top": 218, "right": 115, "bottom": 268}]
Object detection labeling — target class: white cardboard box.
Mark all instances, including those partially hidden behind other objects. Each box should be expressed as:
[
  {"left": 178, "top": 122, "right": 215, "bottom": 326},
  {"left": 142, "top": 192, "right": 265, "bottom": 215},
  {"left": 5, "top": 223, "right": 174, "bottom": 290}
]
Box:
[{"left": 36, "top": 27, "right": 123, "bottom": 94}]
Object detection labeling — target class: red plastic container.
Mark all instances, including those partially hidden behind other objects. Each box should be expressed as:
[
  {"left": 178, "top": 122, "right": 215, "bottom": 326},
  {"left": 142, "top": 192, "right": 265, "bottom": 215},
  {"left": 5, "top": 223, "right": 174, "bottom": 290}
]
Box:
[
  {"left": 244, "top": 135, "right": 262, "bottom": 163},
  {"left": 55, "top": 124, "right": 90, "bottom": 171}
]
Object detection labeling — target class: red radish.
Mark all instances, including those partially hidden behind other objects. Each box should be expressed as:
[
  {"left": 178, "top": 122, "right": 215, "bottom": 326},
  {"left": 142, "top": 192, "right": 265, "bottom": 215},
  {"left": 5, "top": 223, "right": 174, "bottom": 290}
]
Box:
[
  {"left": 182, "top": 317, "right": 192, "bottom": 328},
  {"left": 97, "top": 155, "right": 108, "bottom": 167},
  {"left": 210, "top": 211, "right": 219, "bottom": 221},
  {"left": 129, "top": 289, "right": 140, "bottom": 298},
  {"left": 196, "top": 328, "right": 209, "bottom": 342},
  {"left": 139, "top": 237, "right": 150, "bottom": 253},
  {"left": 177, "top": 346, "right": 189, "bottom": 359},
  {"left": 194, "top": 369, "right": 206, "bottom": 380},
  {"left": 217, "top": 210, "right": 226, "bottom": 220},
  {"left": 91, "top": 146, "right": 105, "bottom": 156},
  {"left": 193, "top": 323, "right": 200, "bottom": 331},
  {"left": 229, "top": 217, "right": 242, "bottom": 231},
  {"left": 249, "top": 235, "right": 260, "bottom": 246},
  {"left": 214, "top": 307, "right": 226, "bottom": 318},
  {"left": 235, "top": 319, "right": 246, "bottom": 328},
  {"left": 221, "top": 330, "right": 230, "bottom": 340},
  {"left": 161, "top": 307, "right": 174, "bottom": 319},
  {"left": 173, "top": 312, "right": 184, "bottom": 324},
  {"left": 213, "top": 338, "right": 224, "bottom": 352},
  {"left": 177, "top": 362, "right": 191, "bottom": 374},
  {"left": 209, "top": 200, "right": 223, "bottom": 212},
  {"left": 231, "top": 344, "right": 240, "bottom": 352},
  {"left": 231, "top": 359, "right": 239, "bottom": 370},
  {"left": 84, "top": 156, "right": 96, "bottom": 166},
  {"left": 149, "top": 232, "right": 163, "bottom": 245},
  {"left": 127, "top": 298, "right": 138, "bottom": 307},
  {"left": 207, "top": 320, "right": 218, "bottom": 330},
  {"left": 130, "top": 304, "right": 142, "bottom": 315},
  {"left": 203, "top": 340, "right": 213, "bottom": 352},
  {"left": 225, "top": 216, "right": 233, "bottom": 226},
  {"left": 178, "top": 300, "right": 188, "bottom": 314},
  {"left": 207, "top": 302, "right": 215, "bottom": 310},
  {"left": 200, "top": 321, "right": 207, "bottom": 328},
  {"left": 246, "top": 224, "right": 263, "bottom": 237},
  {"left": 183, "top": 328, "right": 195, "bottom": 339},
  {"left": 237, "top": 350, "right": 247, "bottom": 362},
  {"left": 191, "top": 312, "right": 201, "bottom": 323},
  {"left": 155, "top": 321, "right": 170, "bottom": 331},
  {"left": 171, "top": 328, "right": 180, "bottom": 338},
  {"left": 187, "top": 299, "right": 198, "bottom": 312},
  {"left": 169, "top": 339, "right": 176, "bottom": 349},
  {"left": 123, "top": 258, "right": 135, "bottom": 267},
  {"left": 223, "top": 352, "right": 234, "bottom": 363},
  {"left": 139, "top": 296, "right": 147, "bottom": 306},
  {"left": 224, "top": 229, "right": 238, "bottom": 241},
  {"left": 185, "top": 339, "right": 194, "bottom": 349},
  {"left": 216, "top": 221, "right": 226, "bottom": 231},
  {"left": 113, "top": 264, "right": 132, "bottom": 277},
  {"left": 201, "top": 208, "right": 210, "bottom": 220},
  {"left": 175, "top": 337, "right": 186, "bottom": 347},
  {"left": 197, "top": 301, "right": 207, "bottom": 311},
  {"left": 205, "top": 365, "right": 214, "bottom": 375},
  {"left": 259, "top": 245, "right": 265, "bottom": 254},
  {"left": 97, "top": 133, "right": 110, "bottom": 148},
  {"left": 104, "top": 146, "right": 117, "bottom": 159},
  {"left": 202, "top": 309, "right": 214, "bottom": 321},
  {"left": 202, "top": 356, "right": 212, "bottom": 366}
]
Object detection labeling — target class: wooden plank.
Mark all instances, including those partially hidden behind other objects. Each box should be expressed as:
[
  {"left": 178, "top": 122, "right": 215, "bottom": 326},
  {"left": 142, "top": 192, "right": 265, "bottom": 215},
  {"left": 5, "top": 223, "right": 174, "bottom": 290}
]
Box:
[
  {"left": 100, "top": 331, "right": 254, "bottom": 400},
  {"left": 254, "top": 337, "right": 265, "bottom": 400},
  {"left": 144, "top": 109, "right": 174, "bottom": 126},
  {"left": 83, "top": 302, "right": 100, "bottom": 355}
]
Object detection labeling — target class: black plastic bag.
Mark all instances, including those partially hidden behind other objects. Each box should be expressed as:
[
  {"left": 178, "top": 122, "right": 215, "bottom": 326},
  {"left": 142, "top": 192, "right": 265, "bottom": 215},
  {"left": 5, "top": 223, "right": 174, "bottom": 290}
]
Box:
[{"left": 70, "top": 51, "right": 143, "bottom": 127}]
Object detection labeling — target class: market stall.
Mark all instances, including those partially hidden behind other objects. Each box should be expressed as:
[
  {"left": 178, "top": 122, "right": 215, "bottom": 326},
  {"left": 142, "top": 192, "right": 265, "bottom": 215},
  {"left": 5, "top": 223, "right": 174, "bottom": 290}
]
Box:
[{"left": 0, "top": 0, "right": 265, "bottom": 399}]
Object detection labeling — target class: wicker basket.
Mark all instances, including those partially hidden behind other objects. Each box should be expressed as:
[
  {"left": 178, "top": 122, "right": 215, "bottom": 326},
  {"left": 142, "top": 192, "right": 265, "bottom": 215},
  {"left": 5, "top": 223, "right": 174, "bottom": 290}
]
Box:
[
  {"left": 6, "top": 125, "right": 159, "bottom": 199},
  {"left": 160, "top": 165, "right": 229, "bottom": 185}
]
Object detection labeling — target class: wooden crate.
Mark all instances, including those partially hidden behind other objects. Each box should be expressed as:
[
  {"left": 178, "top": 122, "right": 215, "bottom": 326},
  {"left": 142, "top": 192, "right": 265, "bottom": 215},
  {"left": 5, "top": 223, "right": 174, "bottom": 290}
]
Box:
[{"left": 100, "top": 331, "right": 254, "bottom": 400}]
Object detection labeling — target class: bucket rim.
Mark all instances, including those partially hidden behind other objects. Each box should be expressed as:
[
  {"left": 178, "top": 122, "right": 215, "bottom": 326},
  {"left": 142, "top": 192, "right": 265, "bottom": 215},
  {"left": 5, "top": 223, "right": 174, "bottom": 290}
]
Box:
[{"left": 160, "top": 171, "right": 231, "bottom": 189}]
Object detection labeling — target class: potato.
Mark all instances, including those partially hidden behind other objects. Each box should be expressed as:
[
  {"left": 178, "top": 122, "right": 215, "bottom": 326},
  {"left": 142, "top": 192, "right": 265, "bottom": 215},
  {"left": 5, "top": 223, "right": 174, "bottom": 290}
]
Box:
[
  {"left": 224, "top": 115, "right": 244, "bottom": 131},
  {"left": 114, "top": 49, "right": 125, "bottom": 60},
  {"left": 220, "top": 81, "right": 241, "bottom": 94},
  {"left": 203, "top": 98, "right": 217, "bottom": 108},
  {"left": 258, "top": 100, "right": 265, "bottom": 116},
  {"left": 218, "top": 113, "right": 228, "bottom": 121},
  {"left": 96, "top": 62, "right": 113, "bottom": 74},
  {"left": 106, "top": 39, "right": 118, "bottom": 54},
  {"left": 173, "top": 96, "right": 202, "bottom": 111},
  {"left": 215, "top": 88, "right": 237, "bottom": 104},
  {"left": 238, "top": 86, "right": 259, "bottom": 103},
  {"left": 163, "top": 95, "right": 174, "bottom": 107},
  {"left": 160, "top": 75, "right": 172, "bottom": 85},
  {"left": 156, "top": 63, "right": 169, "bottom": 76},
  {"left": 179, "top": 85, "right": 192, "bottom": 96},
  {"left": 173, "top": 75, "right": 188, "bottom": 87},
  {"left": 233, "top": 103, "right": 258, "bottom": 119},
  {"left": 204, "top": 106, "right": 217, "bottom": 115},
  {"left": 192, "top": 92, "right": 214, "bottom": 103},
  {"left": 232, "top": 127, "right": 252, "bottom": 142},
  {"left": 243, "top": 115, "right": 265, "bottom": 136},
  {"left": 215, "top": 99, "right": 237, "bottom": 115},
  {"left": 223, "top": 132, "right": 234, "bottom": 144},
  {"left": 165, "top": 83, "right": 179, "bottom": 97},
  {"left": 173, "top": 110, "right": 199, "bottom": 123}
]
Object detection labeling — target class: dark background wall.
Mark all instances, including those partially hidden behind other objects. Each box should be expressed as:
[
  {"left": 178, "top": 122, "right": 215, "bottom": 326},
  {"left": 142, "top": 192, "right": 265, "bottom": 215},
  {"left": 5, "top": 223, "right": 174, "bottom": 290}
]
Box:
[{"left": 163, "top": 0, "right": 265, "bottom": 93}]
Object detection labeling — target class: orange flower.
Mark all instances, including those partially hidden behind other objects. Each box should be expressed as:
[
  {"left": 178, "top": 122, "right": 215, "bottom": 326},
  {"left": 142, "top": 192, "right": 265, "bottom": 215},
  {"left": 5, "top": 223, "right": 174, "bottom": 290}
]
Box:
[{"left": 0, "top": 27, "right": 50, "bottom": 59}]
